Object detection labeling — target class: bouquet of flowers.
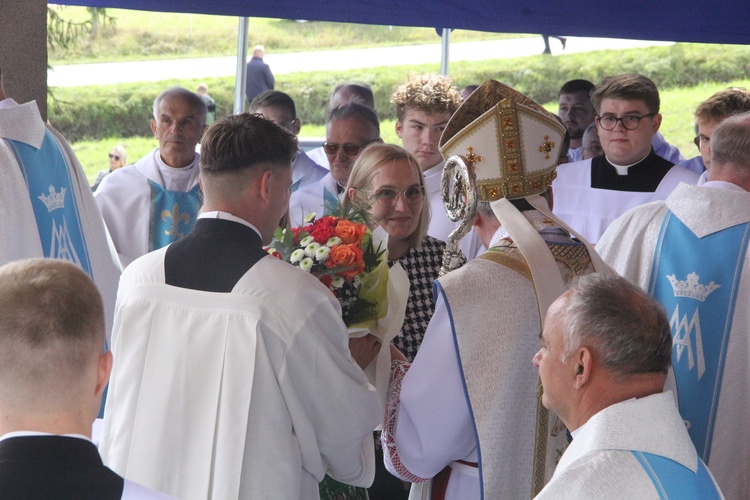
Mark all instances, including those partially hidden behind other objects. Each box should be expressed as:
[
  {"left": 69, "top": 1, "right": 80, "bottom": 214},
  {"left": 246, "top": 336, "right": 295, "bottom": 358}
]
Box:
[
  {"left": 269, "top": 209, "right": 410, "bottom": 499},
  {"left": 267, "top": 210, "right": 392, "bottom": 331}
]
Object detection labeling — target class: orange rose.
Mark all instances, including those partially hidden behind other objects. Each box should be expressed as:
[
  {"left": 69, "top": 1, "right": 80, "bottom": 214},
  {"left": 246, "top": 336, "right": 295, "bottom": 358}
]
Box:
[
  {"left": 327, "top": 244, "right": 365, "bottom": 279},
  {"left": 334, "top": 219, "right": 367, "bottom": 246}
]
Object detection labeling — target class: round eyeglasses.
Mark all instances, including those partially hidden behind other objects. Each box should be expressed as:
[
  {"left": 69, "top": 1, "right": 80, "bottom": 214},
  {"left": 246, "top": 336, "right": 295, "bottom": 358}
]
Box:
[
  {"left": 597, "top": 113, "right": 656, "bottom": 131},
  {"left": 361, "top": 186, "right": 425, "bottom": 207},
  {"left": 109, "top": 153, "right": 121, "bottom": 160}
]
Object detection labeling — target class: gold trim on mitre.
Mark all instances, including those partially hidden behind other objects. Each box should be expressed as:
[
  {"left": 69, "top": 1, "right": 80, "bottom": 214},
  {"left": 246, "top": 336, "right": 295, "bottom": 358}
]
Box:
[{"left": 439, "top": 80, "right": 566, "bottom": 201}]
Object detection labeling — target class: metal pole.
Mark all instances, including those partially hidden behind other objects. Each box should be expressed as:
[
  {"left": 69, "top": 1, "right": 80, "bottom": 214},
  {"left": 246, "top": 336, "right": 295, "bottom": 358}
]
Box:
[
  {"left": 234, "top": 17, "right": 250, "bottom": 115},
  {"left": 440, "top": 28, "right": 450, "bottom": 76}
]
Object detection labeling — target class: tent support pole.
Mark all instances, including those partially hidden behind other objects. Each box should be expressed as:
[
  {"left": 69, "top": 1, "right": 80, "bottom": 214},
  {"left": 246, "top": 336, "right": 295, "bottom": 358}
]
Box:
[
  {"left": 234, "top": 17, "right": 250, "bottom": 115},
  {"left": 440, "top": 28, "right": 450, "bottom": 75}
]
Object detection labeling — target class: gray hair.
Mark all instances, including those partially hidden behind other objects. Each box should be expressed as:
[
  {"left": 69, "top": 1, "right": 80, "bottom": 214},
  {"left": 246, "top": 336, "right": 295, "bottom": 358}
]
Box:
[
  {"left": 561, "top": 273, "right": 672, "bottom": 377},
  {"left": 330, "top": 83, "right": 375, "bottom": 111},
  {"left": 153, "top": 86, "right": 207, "bottom": 124},
  {"left": 326, "top": 102, "right": 381, "bottom": 140},
  {"left": 711, "top": 111, "right": 750, "bottom": 175}
]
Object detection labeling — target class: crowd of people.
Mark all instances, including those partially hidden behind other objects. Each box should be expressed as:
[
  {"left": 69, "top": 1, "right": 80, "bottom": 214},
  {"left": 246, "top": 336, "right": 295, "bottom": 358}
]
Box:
[{"left": 1, "top": 56, "right": 748, "bottom": 499}]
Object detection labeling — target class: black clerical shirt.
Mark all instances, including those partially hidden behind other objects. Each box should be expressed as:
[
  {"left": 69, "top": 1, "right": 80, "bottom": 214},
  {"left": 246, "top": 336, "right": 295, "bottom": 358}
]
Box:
[{"left": 591, "top": 149, "right": 674, "bottom": 192}]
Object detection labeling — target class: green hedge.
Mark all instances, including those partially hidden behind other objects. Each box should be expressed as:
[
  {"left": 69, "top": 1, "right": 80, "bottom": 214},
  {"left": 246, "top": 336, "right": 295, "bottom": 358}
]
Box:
[{"left": 49, "top": 43, "right": 750, "bottom": 142}]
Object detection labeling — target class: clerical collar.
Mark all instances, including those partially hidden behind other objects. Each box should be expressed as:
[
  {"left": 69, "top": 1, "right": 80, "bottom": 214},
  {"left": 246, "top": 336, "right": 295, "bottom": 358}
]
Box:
[
  {"left": 605, "top": 153, "right": 651, "bottom": 175},
  {"left": 0, "top": 430, "right": 90, "bottom": 443},
  {"left": 199, "top": 211, "right": 262, "bottom": 239}
]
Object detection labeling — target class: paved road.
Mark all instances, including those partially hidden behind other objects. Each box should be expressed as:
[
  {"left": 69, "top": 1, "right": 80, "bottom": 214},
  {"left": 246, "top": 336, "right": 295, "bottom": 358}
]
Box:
[{"left": 48, "top": 37, "right": 672, "bottom": 87}]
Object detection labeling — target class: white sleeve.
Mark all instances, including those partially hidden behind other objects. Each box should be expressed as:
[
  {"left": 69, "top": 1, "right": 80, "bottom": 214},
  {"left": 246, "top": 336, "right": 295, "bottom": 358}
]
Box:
[
  {"left": 282, "top": 296, "right": 380, "bottom": 487},
  {"left": 388, "top": 293, "right": 476, "bottom": 479}
]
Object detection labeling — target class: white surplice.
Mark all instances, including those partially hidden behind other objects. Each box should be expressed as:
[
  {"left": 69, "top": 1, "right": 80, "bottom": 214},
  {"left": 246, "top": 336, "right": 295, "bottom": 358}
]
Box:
[
  {"left": 0, "top": 98, "right": 121, "bottom": 343},
  {"left": 552, "top": 158, "right": 699, "bottom": 244},
  {"left": 597, "top": 181, "right": 750, "bottom": 500},
  {"left": 535, "top": 392, "right": 723, "bottom": 499},
  {"left": 100, "top": 248, "right": 379, "bottom": 500},
  {"left": 94, "top": 149, "right": 200, "bottom": 268}
]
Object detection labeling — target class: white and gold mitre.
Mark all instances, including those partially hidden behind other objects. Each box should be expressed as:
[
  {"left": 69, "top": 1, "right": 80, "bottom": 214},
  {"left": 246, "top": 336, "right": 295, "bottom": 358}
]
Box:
[{"left": 439, "top": 80, "right": 566, "bottom": 201}]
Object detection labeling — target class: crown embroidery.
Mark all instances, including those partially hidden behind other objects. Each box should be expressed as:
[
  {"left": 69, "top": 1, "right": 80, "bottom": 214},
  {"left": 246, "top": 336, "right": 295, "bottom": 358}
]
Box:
[
  {"left": 38, "top": 186, "right": 66, "bottom": 212},
  {"left": 667, "top": 273, "right": 720, "bottom": 302}
]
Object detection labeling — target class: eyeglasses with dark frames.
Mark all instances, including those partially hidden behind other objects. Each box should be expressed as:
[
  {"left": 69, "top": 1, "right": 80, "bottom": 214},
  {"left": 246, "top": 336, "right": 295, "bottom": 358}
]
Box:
[
  {"left": 596, "top": 113, "right": 656, "bottom": 131},
  {"left": 109, "top": 154, "right": 121, "bottom": 161}
]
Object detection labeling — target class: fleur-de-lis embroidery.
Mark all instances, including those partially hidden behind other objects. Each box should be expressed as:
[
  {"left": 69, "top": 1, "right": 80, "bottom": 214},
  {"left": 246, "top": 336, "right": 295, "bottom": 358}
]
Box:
[
  {"left": 538, "top": 135, "right": 555, "bottom": 160},
  {"left": 162, "top": 203, "right": 191, "bottom": 239}
]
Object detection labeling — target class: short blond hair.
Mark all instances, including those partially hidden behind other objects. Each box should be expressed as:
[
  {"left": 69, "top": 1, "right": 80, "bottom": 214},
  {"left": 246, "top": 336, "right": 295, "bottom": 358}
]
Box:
[
  {"left": 0, "top": 259, "right": 104, "bottom": 406},
  {"left": 391, "top": 74, "right": 462, "bottom": 121}
]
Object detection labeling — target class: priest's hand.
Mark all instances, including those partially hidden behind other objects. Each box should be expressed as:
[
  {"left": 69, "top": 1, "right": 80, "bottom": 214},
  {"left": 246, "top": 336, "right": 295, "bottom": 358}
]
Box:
[{"left": 349, "top": 334, "right": 382, "bottom": 370}]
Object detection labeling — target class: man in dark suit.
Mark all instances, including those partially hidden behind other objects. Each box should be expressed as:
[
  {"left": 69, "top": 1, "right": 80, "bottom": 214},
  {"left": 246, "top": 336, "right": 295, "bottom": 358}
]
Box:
[
  {"left": 0, "top": 258, "right": 169, "bottom": 499},
  {"left": 245, "top": 44, "right": 275, "bottom": 104}
]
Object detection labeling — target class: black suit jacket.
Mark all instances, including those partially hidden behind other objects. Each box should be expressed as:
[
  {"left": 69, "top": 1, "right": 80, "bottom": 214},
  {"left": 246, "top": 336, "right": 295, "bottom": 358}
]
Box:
[
  {"left": 165, "top": 218, "right": 269, "bottom": 292},
  {"left": 0, "top": 435, "right": 124, "bottom": 499}
]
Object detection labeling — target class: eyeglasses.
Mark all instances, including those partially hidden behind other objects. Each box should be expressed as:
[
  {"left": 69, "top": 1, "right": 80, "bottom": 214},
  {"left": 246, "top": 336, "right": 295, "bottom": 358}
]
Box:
[
  {"left": 109, "top": 154, "right": 121, "bottom": 160},
  {"left": 361, "top": 186, "right": 425, "bottom": 207},
  {"left": 323, "top": 140, "right": 375, "bottom": 156},
  {"left": 597, "top": 113, "right": 656, "bottom": 131}
]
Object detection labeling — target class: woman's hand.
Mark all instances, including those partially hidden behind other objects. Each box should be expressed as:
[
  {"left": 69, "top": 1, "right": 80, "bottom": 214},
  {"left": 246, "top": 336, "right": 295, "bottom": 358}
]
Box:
[{"left": 349, "top": 334, "right": 383, "bottom": 370}]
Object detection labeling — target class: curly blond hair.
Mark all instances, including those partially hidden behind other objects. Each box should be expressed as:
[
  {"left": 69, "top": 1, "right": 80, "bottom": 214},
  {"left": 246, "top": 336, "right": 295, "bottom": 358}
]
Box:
[{"left": 391, "top": 73, "right": 462, "bottom": 121}]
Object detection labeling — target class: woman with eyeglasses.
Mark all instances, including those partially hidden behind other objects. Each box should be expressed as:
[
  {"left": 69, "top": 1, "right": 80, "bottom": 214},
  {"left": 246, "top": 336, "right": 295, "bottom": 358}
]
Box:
[
  {"left": 92, "top": 144, "right": 127, "bottom": 191},
  {"left": 342, "top": 143, "right": 465, "bottom": 499}
]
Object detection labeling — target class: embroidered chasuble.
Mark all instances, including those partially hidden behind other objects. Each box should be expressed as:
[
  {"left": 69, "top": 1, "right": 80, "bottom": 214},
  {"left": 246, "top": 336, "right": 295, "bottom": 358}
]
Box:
[
  {"left": 437, "top": 238, "right": 594, "bottom": 499},
  {"left": 6, "top": 130, "right": 93, "bottom": 275},
  {"left": 596, "top": 182, "right": 750, "bottom": 499},
  {"left": 0, "top": 99, "right": 120, "bottom": 347},
  {"left": 535, "top": 392, "right": 723, "bottom": 499},
  {"left": 649, "top": 211, "right": 750, "bottom": 462},
  {"left": 95, "top": 149, "right": 202, "bottom": 268},
  {"left": 147, "top": 180, "right": 201, "bottom": 251}
]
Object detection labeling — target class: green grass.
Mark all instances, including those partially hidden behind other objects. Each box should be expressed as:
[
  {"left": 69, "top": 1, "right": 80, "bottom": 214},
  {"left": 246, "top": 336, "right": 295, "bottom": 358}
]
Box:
[
  {"left": 74, "top": 78, "right": 750, "bottom": 184},
  {"left": 49, "top": 7, "right": 520, "bottom": 64}
]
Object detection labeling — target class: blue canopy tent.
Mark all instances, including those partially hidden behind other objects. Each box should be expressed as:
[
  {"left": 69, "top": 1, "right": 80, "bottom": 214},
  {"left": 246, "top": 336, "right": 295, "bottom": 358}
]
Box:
[
  {"left": 57, "top": 1, "right": 750, "bottom": 112},
  {"left": 58, "top": 1, "right": 750, "bottom": 45}
]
